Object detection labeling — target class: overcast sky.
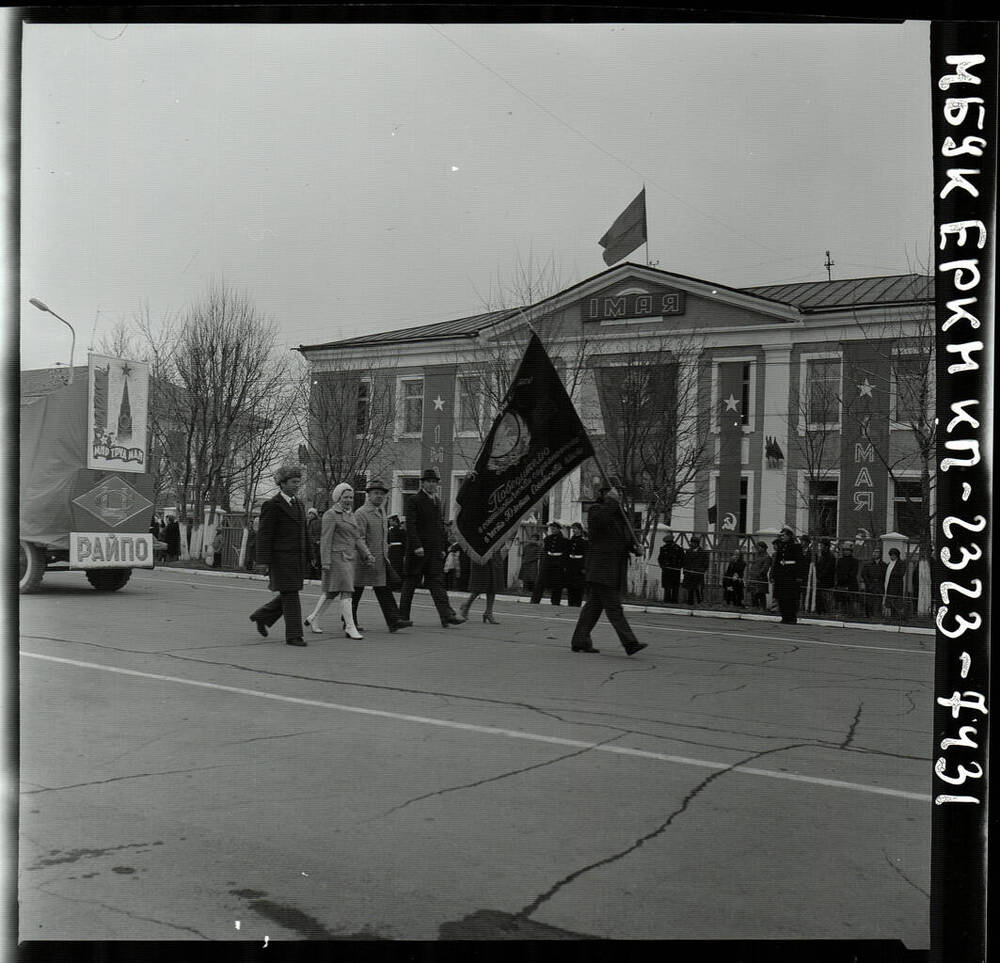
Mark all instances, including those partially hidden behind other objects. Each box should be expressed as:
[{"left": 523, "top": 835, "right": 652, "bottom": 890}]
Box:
[{"left": 18, "top": 20, "right": 933, "bottom": 372}]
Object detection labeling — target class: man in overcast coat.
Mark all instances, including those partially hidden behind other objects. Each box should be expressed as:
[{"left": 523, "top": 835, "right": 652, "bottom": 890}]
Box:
[{"left": 249, "top": 465, "right": 310, "bottom": 646}]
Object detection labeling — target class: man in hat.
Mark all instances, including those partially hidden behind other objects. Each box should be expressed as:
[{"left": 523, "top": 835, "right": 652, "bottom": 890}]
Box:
[
  {"left": 399, "top": 468, "right": 466, "bottom": 627},
  {"left": 569, "top": 482, "right": 647, "bottom": 656},
  {"left": 249, "top": 465, "right": 310, "bottom": 646},
  {"left": 683, "top": 535, "right": 709, "bottom": 605},
  {"left": 351, "top": 478, "right": 412, "bottom": 633},
  {"left": 771, "top": 524, "right": 804, "bottom": 624},
  {"left": 531, "top": 521, "right": 569, "bottom": 605},
  {"left": 563, "top": 521, "right": 589, "bottom": 606},
  {"left": 657, "top": 532, "right": 685, "bottom": 605},
  {"left": 815, "top": 538, "right": 836, "bottom": 615}
]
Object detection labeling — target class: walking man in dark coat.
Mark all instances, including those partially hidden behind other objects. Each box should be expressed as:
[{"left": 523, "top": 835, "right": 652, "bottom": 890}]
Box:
[
  {"left": 771, "top": 524, "right": 804, "bottom": 624},
  {"left": 249, "top": 465, "right": 310, "bottom": 646},
  {"left": 569, "top": 484, "right": 647, "bottom": 656},
  {"left": 398, "top": 468, "right": 466, "bottom": 627}
]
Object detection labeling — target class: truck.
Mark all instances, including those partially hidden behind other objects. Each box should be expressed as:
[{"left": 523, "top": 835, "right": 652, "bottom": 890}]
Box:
[{"left": 19, "top": 358, "right": 161, "bottom": 593}]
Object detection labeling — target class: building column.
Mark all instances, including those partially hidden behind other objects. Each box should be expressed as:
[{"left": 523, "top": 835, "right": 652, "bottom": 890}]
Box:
[{"left": 758, "top": 344, "right": 793, "bottom": 531}]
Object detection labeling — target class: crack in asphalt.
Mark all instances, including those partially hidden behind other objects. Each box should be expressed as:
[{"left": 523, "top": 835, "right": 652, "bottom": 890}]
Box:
[
  {"left": 600, "top": 662, "right": 658, "bottom": 685},
  {"left": 373, "top": 734, "right": 625, "bottom": 822},
  {"left": 690, "top": 683, "right": 748, "bottom": 702},
  {"left": 840, "top": 702, "right": 864, "bottom": 750},
  {"left": 880, "top": 849, "right": 930, "bottom": 898},
  {"left": 900, "top": 689, "right": 922, "bottom": 716},
  {"left": 21, "top": 764, "right": 234, "bottom": 795},
  {"left": 513, "top": 741, "right": 816, "bottom": 921},
  {"left": 714, "top": 643, "right": 799, "bottom": 674},
  {"left": 34, "top": 882, "right": 212, "bottom": 939}
]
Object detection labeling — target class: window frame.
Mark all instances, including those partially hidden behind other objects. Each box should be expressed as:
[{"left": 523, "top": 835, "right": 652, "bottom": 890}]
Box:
[
  {"left": 396, "top": 376, "right": 424, "bottom": 438},
  {"left": 797, "top": 351, "right": 843, "bottom": 433}
]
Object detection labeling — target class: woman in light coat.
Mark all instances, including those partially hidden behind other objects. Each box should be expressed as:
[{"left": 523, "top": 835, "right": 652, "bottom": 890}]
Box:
[{"left": 304, "top": 482, "right": 375, "bottom": 639}]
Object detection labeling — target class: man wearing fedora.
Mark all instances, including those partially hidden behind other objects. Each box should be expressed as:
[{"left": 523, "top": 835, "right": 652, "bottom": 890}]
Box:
[
  {"left": 399, "top": 468, "right": 466, "bottom": 627},
  {"left": 351, "top": 478, "right": 413, "bottom": 633},
  {"left": 249, "top": 465, "right": 310, "bottom": 646}
]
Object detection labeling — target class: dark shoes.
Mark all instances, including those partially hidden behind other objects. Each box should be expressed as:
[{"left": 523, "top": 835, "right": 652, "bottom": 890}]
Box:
[
  {"left": 443, "top": 615, "right": 466, "bottom": 626},
  {"left": 286, "top": 638, "right": 307, "bottom": 647},
  {"left": 624, "top": 643, "right": 648, "bottom": 656},
  {"left": 389, "top": 620, "right": 413, "bottom": 633},
  {"left": 250, "top": 616, "right": 268, "bottom": 638},
  {"left": 572, "top": 646, "right": 600, "bottom": 653}
]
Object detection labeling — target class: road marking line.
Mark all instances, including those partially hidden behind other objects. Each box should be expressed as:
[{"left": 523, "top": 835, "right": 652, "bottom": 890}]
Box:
[
  {"left": 129, "top": 573, "right": 930, "bottom": 657},
  {"left": 21, "top": 651, "right": 930, "bottom": 803}
]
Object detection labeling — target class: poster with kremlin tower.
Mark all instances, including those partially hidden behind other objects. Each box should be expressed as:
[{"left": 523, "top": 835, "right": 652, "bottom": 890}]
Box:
[{"left": 86, "top": 354, "right": 150, "bottom": 473}]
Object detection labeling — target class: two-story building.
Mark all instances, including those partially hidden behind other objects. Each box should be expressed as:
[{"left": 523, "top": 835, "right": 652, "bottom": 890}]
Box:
[{"left": 298, "top": 263, "right": 933, "bottom": 542}]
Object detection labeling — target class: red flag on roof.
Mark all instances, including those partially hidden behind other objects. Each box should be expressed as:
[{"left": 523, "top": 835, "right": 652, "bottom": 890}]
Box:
[{"left": 599, "top": 188, "right": 647, "bottom": 266}]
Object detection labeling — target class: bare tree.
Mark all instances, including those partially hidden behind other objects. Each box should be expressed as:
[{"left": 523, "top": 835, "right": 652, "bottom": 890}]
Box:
[
  {"left": 591, "top": 335, "right": 713, "bottom": 548},
  {"left": 139, "top": 281, "right": 292, "bottom": 558},
  {"left": 289, "top": 354, "right": 398, "bottom": 511},
  {"left": 786, "top": 378, "right": 843, "bottom": 538}
]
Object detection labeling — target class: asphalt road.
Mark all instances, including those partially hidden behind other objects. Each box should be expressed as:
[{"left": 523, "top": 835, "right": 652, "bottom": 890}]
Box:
[{"left": 18, "top": 567, "right": 933, "bottom": 945}]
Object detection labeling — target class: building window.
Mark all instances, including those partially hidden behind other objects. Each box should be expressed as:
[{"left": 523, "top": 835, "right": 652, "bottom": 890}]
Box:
[
  {"left": 806, "top": 358, "right": 841, "bottom": 426},
  {"left": 395, "top": 474, "right": 421, "bottom": 517},
  {"left": 894, "top": 354, "right": 931, "bottom": 425},
  {"left": 400, "top": 378, "right": 423, "bottom": 435},
  {"left": 893, "top": 478, "right": 924, "bottom": 538},
  {"left": 456, "top": 375, "right": 482, "bottom": 434},
  {"left": 355, "top": 381, "right": 370, "bottom": 437},
  {"left": 809, "top": 478, "right": 838, "bottom": 536}
]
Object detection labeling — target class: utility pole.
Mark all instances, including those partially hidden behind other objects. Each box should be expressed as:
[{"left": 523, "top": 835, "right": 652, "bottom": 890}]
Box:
[{"left": 824, "top": 250, "right": 835, "bottom": 281}]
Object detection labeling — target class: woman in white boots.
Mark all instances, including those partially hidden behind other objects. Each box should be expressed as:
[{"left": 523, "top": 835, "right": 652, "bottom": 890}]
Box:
[{"left": 305, "top": 482, "right": 375, "bottom": 639}]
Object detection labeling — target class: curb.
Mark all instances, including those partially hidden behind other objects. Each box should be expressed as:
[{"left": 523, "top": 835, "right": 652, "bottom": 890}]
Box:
[{"left": 155, "top": 565, "right": 934, "bottom": 637}]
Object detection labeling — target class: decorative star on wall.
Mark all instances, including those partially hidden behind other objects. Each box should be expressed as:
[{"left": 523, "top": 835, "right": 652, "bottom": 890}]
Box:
[
  {"left": 857, "top": 379, "right": 874, "bottom": 398},
  {"left": 723, "top": 393, "right": 740, "bottom": 412},
  {"left": 433, "top": 396, "right": 445, "bottom": 411}
]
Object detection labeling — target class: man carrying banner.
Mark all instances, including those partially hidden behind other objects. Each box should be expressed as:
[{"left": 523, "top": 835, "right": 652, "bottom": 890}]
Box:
[
  {"left": 569, "top": 482, "right": 647, "bottom": 656},
  {"left": 399, "top": 468, "right": 466, "bottom": 628}
]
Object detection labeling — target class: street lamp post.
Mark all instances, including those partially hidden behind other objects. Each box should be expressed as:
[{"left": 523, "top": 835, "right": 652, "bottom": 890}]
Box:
[{"left": 29, "top": 298, "right": 77, "bottom": 384}]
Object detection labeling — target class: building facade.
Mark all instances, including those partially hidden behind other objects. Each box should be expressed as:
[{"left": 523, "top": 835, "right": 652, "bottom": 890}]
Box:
[{"left": 299, "top": 263, "right": 934, "bottom": 543}]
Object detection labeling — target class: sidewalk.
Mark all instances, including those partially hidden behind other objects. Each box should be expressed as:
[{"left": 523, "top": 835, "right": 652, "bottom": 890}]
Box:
[{"left": 157, "top": 563, "right": 934, "bottom": 637}]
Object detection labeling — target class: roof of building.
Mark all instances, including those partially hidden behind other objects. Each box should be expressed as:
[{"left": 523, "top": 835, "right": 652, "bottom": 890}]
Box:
[
  {"left": 298, "top": 270, "right": 935, "bottom": 351},
  {"left": 300, "top": 307, "right": 523, "bottom": 352},
  {"left": 741, "top": 273, "right": 933, "bottom": 311}
]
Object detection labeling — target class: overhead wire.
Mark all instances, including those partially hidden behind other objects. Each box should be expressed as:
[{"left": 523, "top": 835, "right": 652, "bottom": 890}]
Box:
[{"left": 427, "top": 25, "right": 896, "bottom": 274}]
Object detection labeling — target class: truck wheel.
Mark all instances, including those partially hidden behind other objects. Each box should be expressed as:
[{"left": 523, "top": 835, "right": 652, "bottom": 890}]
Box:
[
  {"left": 19, "top": 541, "right": 46, "bottom": 593},
  {"left": 86, "top": 568, "right": 133, "bottom": 592}
]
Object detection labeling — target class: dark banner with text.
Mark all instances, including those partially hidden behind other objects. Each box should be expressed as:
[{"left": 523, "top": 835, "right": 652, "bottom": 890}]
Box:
[
  {"left": 454, "top": 333, "right": 595, "bottom": 564},
  {"left": 929, "top": 21, "right": 996, "bottom": 963}
]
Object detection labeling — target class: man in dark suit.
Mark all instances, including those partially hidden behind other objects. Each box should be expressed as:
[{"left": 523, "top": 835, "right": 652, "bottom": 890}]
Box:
[
  {"left": 531, "top": 521, "right": 568, "bottom": 605},
  {"left": 772, "top": 524, "right": 804, "bottom": 624},
  {"left": 569, "top": 484, "right": 647, "bottom": 656},
  {"left": 398, "top": 468, "right": 466, "bottom": 627},
  {"left": 249, "top": 465, "right": 310, "bottom": 646}
]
